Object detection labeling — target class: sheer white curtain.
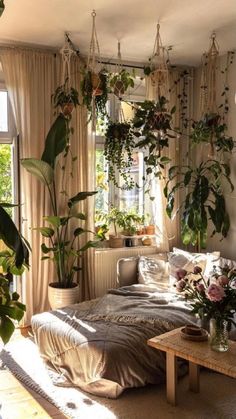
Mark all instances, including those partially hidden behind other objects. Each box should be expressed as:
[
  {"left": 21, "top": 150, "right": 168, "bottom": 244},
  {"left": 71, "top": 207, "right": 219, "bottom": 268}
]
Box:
[
  {"left": 145, "top": 69, "right": 193, "bottom": 250},
  {"left": 0, "top": 48, "right": 95, "bottom": 323}
]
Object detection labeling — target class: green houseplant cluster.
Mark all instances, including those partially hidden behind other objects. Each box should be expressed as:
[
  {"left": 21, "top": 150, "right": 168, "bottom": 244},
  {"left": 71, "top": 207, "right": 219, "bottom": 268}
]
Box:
[{"left": 0, "top": 203, "right": 30, "bottom": 344}]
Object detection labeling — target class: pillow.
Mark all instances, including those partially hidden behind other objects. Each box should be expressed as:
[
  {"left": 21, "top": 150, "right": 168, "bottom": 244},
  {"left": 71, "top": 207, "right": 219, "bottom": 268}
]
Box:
[
  {"left": 169, "top": 249, "right": 211, "bottom": 285},
  {"left": 171, "top": 247, "right": 220, "bottom": 280},
  {"left": 204, "top": 256, "right": 236, "bottom": 278},
  {"left": 138, "top": 256, "right": 169, "bottom": 290}
]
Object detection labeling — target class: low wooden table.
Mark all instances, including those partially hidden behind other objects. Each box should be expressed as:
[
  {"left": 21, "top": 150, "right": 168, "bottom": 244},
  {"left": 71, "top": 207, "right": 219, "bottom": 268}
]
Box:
[{"left": 147, "top": 327, "right": 236, "bottom": 406}]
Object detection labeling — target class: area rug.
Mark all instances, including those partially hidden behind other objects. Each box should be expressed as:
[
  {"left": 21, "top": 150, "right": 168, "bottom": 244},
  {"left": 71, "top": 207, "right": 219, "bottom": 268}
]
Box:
[{"left": 1, "top": 338, "right": 236, "bottom": 419}]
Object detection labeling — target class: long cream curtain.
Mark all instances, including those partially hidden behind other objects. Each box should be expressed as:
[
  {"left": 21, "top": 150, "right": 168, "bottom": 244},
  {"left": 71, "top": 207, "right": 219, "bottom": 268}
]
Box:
[
  {"left": 145, "top": 68, "right": 193, "bottom": 251},
  {"left": 0, "top": 48, "right": 95, "bottom": 323}
]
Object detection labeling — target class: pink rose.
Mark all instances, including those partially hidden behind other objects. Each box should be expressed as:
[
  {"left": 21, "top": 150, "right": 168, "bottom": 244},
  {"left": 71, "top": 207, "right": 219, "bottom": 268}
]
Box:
[
  {"left": 206, "top": 284, "right": 225, "bottom": 302},
  {"left": 217, "top": 275, "right": 229, "bottom": 286},
  {"left": 196, "top": 283, "right": 205, "bottom": 293},
  {"left": 175, "top": 279, "right": 186, "bottom": 292},
  {"left": 193, "top": 266, "right": 202, "bottom": 274},
  {"left": 176, "top": 268, "right": 187, "bottom": 280}
]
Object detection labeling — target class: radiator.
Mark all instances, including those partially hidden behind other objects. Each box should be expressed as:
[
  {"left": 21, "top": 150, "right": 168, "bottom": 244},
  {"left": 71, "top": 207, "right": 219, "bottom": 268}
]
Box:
[{"left": 94, "top": 246, "right": 157, "bottom": 297}]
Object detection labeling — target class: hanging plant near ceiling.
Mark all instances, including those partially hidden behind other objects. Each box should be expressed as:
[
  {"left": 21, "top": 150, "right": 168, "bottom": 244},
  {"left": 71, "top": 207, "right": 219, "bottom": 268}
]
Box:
[
  {"left": 104, "top": 120, "right": 136, "bottom": 190},
  {"left": 144, "top": 23, "right": 170, "bottom": 99},
  {"left": 52, "top": 34, "right": 80, "bottom": 117},
  {"left": 80, "top": 10, "right": 109, "bottom": 127},
  {"left": 81, "top": 67, "right": 108, "bottom": 120},
  {"left": 164, "top": 159, "right": 234, "bottom": 249},
  {"left": 109, "top": 42, "right": 135, "bottom": 98},
  {"left": 132, "top": 96, "right": 176, "bottom": 180}
]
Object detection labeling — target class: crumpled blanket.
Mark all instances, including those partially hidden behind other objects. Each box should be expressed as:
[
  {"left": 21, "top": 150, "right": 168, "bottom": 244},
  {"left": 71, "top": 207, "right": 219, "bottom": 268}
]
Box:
[{"left": 32, "top": 285, "right": 197, "bottom": 398}]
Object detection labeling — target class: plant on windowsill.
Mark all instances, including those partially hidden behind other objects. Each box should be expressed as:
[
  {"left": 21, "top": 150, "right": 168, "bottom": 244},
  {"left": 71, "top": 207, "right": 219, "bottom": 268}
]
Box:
[
  {"left": 109, "top": 68, "right": 135, "bottom": 98},
  {"left": 0, "top": 203, "right": 30, "bottom": 344},
  {"left": 52, "top": 79, "right": 79, "bottom": 117},
  {"left": 21, "top": 98, "right": 99, "bottom": 309},
  {"left": 132, "top": 96, "right": 176, "bottom": 179},
  {"left": 95, "top": 207, "right": 126, "bottom": 248},
  {"left": 104, "top": 120, "right": 136, "bottom": 190},
  {"left": 119, "top": 211, "right": 144, "bottom": 236}
]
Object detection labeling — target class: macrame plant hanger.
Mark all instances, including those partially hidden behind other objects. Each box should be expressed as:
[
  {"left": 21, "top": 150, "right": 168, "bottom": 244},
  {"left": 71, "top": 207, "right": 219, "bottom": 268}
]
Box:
[
  {"left": 60, "top": 33, "right": 75, "bottom": 92},
  {"left": 199, "top": 32, "right": 219, "bottom": 156},
  {"left": 199, "top": 32, "right": 219, "bottom": 115},
  {"left": 149, "top": 23, "right": 170, "bottom": 100},
  {"left": 87, "top": 10, "right": 101, "bottom": 131}
]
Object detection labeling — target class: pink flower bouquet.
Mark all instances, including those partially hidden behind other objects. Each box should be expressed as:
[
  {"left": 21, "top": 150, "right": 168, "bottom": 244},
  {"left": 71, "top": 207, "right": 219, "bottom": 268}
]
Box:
[{"left": 174, "top": 264, "right": 236, "bottom": 327}]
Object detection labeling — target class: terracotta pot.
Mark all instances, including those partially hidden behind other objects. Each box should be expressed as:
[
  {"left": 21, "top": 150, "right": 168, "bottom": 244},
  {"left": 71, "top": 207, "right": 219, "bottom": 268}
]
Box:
[
  {"left": 48, "top": 282, "right": 80, "bottom": 310},
  {"left": 109, "top": 236, "right": 124, "bottom": 248},
  {"left": 60, "top": 102, "right": 74, "bottom": 116},
  {"left": 91, "top": 73, "right": 103, "bottom": 97},
  {"left": 142, "top": 236, "right": 152, "bottom": 246},
  {"left": 145, "top": 225, "right": 155, "bottom": 235}
]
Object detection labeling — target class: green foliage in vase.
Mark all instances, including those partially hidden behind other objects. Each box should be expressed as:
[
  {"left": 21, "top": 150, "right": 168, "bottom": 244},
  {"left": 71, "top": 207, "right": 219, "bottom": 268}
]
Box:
[
  {"left": 104, "top": 121, "right": 136, "bottom": 190},
  {"left": 164, "top": 160, "right": 234, "bottom": 248}
]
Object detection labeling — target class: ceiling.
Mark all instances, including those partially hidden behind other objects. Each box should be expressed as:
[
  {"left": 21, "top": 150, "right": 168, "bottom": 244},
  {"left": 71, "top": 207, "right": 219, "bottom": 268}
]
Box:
[{"left": 0, "top": 0, "right": 235, "bottom": 67}]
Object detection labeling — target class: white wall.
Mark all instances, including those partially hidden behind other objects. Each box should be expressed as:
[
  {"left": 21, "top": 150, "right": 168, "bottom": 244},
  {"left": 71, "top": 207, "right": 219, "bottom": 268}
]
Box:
[{"left": 193, "top": 54, "right": 236, "bottom": 258}]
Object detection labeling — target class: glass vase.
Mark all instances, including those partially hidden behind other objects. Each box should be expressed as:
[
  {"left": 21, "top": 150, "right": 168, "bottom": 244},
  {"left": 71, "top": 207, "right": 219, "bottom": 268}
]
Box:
[{"left": 209, "top": 318, "right": 229, "bottom": 352}]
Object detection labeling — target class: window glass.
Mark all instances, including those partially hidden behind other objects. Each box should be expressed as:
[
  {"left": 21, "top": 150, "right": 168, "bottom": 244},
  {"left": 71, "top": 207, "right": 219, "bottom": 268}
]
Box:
[{"left": 0, "top": 91, "right": 8, "bottom": 132}]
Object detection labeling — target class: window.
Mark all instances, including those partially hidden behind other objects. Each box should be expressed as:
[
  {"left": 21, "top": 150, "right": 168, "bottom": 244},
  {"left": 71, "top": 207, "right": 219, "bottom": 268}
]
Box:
[{"left": 95, "top": 76, "right": 152, "bottom": 220}]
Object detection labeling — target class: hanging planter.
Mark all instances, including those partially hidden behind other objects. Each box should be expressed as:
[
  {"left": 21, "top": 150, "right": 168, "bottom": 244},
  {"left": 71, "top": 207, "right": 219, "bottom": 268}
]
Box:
[
  {"left": 144, "top": 24, "right": 169, "bottom": 98},
  {"left": 81, "top": 10, "right": 108, "bottom": 127},
  {"left": 132, "top": 96, "right": 176, "bottom": 178},
  {"left": 0, "top": 0, "right": 5, "bottom": 17},
  {"left": 53, "top": 35, "right": 79, "bottom": 117},
  {"left": 104, "top": 121, "right": 135, "bottom": 190},
  {"left": 109, "top": 42, "right": 135, "bottom": 98},
  {"left": 52, "top": 83, "right": 79, "bottom": 116}
]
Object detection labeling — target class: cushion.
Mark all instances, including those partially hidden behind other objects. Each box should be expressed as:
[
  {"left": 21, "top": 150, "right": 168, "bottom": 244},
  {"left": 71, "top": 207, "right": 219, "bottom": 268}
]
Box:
[
  {"left": 138, "top": 255, "right": 169, "bottom": 290},
  {"left": 204, "top": 256, "right": 236, "bottom": 278},
  {"left": 169, "top": 248, "right": 220, "bottom": 285}
]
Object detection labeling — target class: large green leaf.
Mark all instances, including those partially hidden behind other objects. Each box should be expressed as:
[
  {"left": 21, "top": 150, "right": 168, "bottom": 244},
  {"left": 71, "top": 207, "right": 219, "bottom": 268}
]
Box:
[
  {"left": 0, "top": 315, "right": 15, "bottom": 344},
  {"left": 68, "top": 191, "right": 97, "bottom": 207},
  {"left": 21, "top": 158, "right": 54, "bottom": 186},
  {"left": 0, "top": 205, "right": 29, "bottom": 268},
  {"left": 41, "top": 114, "right": 68, "bottom": 168}
]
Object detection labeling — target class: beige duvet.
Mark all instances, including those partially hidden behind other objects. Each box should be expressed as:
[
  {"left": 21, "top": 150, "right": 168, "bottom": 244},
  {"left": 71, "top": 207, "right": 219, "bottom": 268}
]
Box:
[{"left": 32, "top": 284, "right": 197, "bottom": 398}]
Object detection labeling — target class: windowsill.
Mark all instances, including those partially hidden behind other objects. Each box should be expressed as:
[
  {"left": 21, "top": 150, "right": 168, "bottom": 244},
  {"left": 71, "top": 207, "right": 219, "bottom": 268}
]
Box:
[{"left": 95, "top": 245, "right": 157, "bottom": 252}]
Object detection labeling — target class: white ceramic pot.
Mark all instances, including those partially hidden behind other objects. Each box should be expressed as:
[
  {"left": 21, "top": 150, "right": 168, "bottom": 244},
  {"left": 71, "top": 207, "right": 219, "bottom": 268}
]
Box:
[{"left": 48, "top": 282, "right": 80, "bottom": 310}]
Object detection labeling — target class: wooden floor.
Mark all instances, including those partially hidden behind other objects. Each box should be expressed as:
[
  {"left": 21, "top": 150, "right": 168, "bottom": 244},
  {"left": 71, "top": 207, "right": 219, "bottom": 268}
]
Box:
[{"left": 0, "top": 327, "right": 67, "bottom": 419}]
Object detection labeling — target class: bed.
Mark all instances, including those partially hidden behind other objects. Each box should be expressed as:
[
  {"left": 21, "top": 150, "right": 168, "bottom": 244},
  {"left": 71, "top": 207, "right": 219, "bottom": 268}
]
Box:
[{"left": 32, "top": 250, "right": 207, "bottom": 398}]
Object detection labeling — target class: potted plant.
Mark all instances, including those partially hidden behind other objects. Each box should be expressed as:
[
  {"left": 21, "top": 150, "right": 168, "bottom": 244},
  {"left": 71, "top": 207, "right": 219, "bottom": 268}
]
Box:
[
  {"left": 109, "top": 68, "right": 135, "bottom": 97},
  {"left": 96, "top": 207, "right": 125, "bottom": 248},
  {"left": 81, "top": 68, "right": 108, "bottom": 119},
  {"left": 21, "top": 110, "right": 99, "bottom": 309},
  {"left": 119, "top": 210, "right": 144, "bottom": 236},
  {"left": 104, "top": 121, "right": 135, "bottom": 189},
  {"left": 132, "top": 96, "right": 175, "bottom": 178},
  {"left": 0, "top": 203, "right": 30, "bottom": 344},
  {"left": 190, "top": 113, "right": 234, "bottom": 156},
  {"left": 52, "top": 79, "right": 79, "bottom": 117},
  {"left": 164, "top": 159, "right": 234, "bottom": 249}
]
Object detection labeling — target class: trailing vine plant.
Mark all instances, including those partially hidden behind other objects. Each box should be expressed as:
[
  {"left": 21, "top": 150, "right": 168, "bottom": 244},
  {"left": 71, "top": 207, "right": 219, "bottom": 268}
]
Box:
[{"left": 104, "top": 121, "right": 135, "bottom": 190}]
